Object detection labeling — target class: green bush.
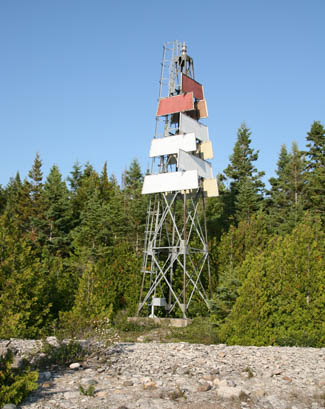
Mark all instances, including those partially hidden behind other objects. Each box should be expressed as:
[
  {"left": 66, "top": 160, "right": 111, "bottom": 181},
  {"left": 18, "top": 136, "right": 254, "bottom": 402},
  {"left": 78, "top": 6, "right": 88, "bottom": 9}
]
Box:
[
  {"left": 38, "top": 340, "right": 85, "bottom": 368},
  {"left": 0, "top": 350, "right": 38, "bottom": 407},
  {"left": 219, "top": 216, "right": 325, "bottom": 346}
]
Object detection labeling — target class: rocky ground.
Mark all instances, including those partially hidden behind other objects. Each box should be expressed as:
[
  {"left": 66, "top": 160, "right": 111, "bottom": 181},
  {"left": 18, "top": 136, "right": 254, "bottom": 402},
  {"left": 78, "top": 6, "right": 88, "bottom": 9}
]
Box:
[{"left": 1, "top": 337, "right": 325, "bottom": 409}]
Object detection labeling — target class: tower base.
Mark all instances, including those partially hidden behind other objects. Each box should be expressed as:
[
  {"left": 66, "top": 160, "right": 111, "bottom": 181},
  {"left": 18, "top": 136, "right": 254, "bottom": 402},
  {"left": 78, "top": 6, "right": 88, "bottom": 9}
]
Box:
[{"left": 128, "top": 317, "right": 192, "bottom": 328}]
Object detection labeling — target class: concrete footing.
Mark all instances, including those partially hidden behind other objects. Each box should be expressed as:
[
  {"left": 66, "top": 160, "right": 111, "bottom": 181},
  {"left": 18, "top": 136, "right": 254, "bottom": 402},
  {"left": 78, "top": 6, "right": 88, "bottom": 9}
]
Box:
[{"left": 127, "top": 317, "right": 192, "bottom": 328}]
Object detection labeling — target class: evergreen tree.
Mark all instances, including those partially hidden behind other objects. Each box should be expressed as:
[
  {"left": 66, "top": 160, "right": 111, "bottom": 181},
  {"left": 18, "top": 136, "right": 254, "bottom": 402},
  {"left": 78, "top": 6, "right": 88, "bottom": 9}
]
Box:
[
  {"left": 123, "top": 159, "right": 147, "bottom": 254},
  {"left": 0, "top": 185, "right": 5, "bottom": 215},
  {"left": 205, "top": 175, "right": 229, "bottom": 240},
  {"left": 40, "top": 250, "right": 77, "bottom": 318},
  {"left": 43, "top": 165, "right": 73, "bottom": 255},
  {"left": 223, "top": 123, "right": 265, "bottom": 223},
  {"left": 267, "top": 142, "right": 306, "bottom": 233},
  {"left": 0, "top": 349, "right": 38, "bottom": 407},
  {"left": 235, "top": 176, "right": 261, "bottom": 223},
  {"left": 4, "top": 173, "right": 22, "bottom": 210},
  {"left": 100, "top": 162, "right": 112, "bottom": 202},
  {"left": 124, "top": 159, "right": 143, "bottom": 194},
  {"left": 0, "top": 237, "right": 53, "bottom": 338},
  {"left": 28, "top": 153, "right": 43, "bottom": 200},
  {"left": 3, "top": 173, "right": 30, "bottom": 236},
  {"left": 304, "top": 121, "right": 325, "bottom": 220},
  {"left": 68, "top": 163, "right": 101, "bottom": 229},
  {"left": 287, "top": 141, "right": 306, "bottom": 224},
  {"left": 0, "top": 214, "right": 12, "bottom": 271},
  {"left": 98, "top": 163, "right": 127, "bottom": 242},
  {"left": 212, "top": 213, "right": 269, "bottom": 322},
  {"left": 71, "top": 187, "right": 112, "bottom": 260},
  {"left": 59, "top": 242, "right": 140, "bottom": 336},
  {"left": 68, "top": 161, "right": 83, "bottom": 194},
  {"left": 106, "top": 174, "right": 127, "bottom": 242},
  {"left": 26, "top": 154, "right": 47, "bottom": 245},
  {"left": 219, "top": 214, "right": 325, "bottom": 347}
]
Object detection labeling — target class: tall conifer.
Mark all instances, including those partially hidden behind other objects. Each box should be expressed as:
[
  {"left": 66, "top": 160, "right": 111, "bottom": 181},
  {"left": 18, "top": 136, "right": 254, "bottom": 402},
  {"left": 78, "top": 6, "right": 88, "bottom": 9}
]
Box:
[
  {"left": 267, "top": 142, "right": 306, "bottom": 233},
  {"left": 43, "top": 165, "right": 73, "bottom": 255},
  {"left": 304, "top": 121, "right": 325, "bottom": 220},
  {"left": 27, "top": 154, "right": 46, "bottom": 245},
  {"left": 123, "top": 159, "right": 147, "bottom": 254},
  {"left": 224, "top": 123, "right": 265, "bottom": 223}
]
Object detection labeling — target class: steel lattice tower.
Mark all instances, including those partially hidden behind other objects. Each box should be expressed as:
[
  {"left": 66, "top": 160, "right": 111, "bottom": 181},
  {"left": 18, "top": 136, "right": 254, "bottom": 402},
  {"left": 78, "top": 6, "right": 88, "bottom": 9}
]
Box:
[{"left": 137, "top": 41, "right": 218, "bottom": 319}]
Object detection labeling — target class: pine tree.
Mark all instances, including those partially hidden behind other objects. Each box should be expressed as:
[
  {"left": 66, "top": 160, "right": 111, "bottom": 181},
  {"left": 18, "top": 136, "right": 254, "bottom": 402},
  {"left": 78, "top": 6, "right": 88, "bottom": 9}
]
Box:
[
  {"left": 123, "top": 159, "right": 147, "bottom": 254},
  {"left": 27, "top": 154, "right": 46, "bottom": 245},
  {"left": 224, "top": 123, "right": 265, "bottom": 223},
  {"left": 235, "top": 177, "right": 261, "bottom": 223},
  {"left": 68, "top": 163, "right": 101, "bottom": 229},
  {"left": 267, "top": 142, "right": 306, "bottom": 233},
  {"left": 304, "top": 121, "right": 325, "bottom": 220},
  {"left": 3, "top": 173, "right": 30, "bottom": 237},
  {"left": 68, "top": 161, "right": 83, "bottom": 194},
  {"left": 100, "top": 162, "right": 112, "bottom": 202},
  {"left": 71, "top": 187, "right": 112, "bottom": 261},
  {"left": 28, "top": 153, "right": 43, "bottom": 199},
  {"left": 4, "top": 173, "right": 22, "bottom": 210},
  {"left": 106, "top": 174, "right": 127, "bottom": 242},
  {"left": 43, "top": 165, "right": 73, "bottom": 255},
  {"left": 0, "top": 185, "right": 5, "bottom": 215},
  {"left": 287, "top": 142, "right": 306, "bottom": 223}
]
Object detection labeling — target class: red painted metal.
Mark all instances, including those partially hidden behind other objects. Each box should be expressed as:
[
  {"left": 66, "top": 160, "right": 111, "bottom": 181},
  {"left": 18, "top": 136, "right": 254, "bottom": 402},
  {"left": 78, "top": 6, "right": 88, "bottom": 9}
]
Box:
[
  {"left": 156, "top": 92, "right": 194, "bottom": 117},
  {"left": 182, "top": 74, "right": 204, "bottom": 100}
]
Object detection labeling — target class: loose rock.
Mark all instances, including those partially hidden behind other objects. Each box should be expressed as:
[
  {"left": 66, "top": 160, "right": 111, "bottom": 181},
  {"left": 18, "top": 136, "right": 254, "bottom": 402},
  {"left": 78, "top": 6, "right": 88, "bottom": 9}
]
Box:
[
  {"left": 69, "top": 362, "right": 80, "bottom": 370},
  {"left": 196, "top": 382, "right": 211, "bottom": 392},
  {"left": 0, "top": 339, "right": 324, "bottom": 409}
]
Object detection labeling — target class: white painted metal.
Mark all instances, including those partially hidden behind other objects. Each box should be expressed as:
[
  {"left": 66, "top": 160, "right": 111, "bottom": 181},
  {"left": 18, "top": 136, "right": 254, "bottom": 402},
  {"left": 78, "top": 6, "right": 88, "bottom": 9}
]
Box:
[
  {"left": 142, "top": 170, "right": 199, "bottom": 194},
  {"left": 138, "top": 42, "right": 212, "bottom": 319},
  {"left": 149, "top": 133, "right": 196, "bottom": 157},
  {"left": 177, "top": 149, "right": 213, "bottom": 179},
  {"left": 179, "top": 113, "right": 209, "bottom": 142},
  {"left": 152, "top": 297, "right": 167, "bottom": 307}
]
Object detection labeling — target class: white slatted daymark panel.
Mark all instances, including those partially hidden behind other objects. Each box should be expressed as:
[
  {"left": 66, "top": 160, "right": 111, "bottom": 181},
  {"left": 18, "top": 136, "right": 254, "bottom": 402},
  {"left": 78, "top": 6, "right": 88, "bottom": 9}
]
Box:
[
  {"left": 177, "top": 149, "right": 213, "bottom": 179},
  {"left": 149, "top": 133, "right": 196, "bottom": 158},
  {"left": 142, "top": 170, "right": 198, "bottom": 195},
  {"left": 179, "top": 113, "right": 209, "bottom": 142}
]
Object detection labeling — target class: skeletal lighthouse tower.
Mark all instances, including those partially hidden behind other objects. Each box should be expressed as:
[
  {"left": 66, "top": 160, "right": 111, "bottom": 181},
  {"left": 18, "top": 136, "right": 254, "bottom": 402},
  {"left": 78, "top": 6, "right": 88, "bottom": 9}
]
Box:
[{"left": 137, "top": 41, "right": 218, "bottom": 319}]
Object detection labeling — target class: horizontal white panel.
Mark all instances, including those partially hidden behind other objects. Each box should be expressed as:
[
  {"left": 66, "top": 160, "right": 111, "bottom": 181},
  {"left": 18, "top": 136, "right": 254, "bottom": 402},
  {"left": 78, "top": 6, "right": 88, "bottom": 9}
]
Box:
[
  {"left": 142, "top": 170, "right": 198, "bottom": 194},
  {"left": 179, "top": 113, "right": 209, "bottom": 142},
  {"left": 177, "top": 149, "right": 213, "bottom": 179},
  {"left": 149, "top": 133, "right": 196, "bottom": 158}
]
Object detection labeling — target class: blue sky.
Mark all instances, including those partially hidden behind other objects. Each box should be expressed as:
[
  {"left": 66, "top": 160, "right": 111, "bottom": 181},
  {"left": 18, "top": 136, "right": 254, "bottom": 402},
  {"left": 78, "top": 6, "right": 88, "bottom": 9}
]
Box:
[{"left": 1, "top": 0, "right": 324, "bottom": 188}]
